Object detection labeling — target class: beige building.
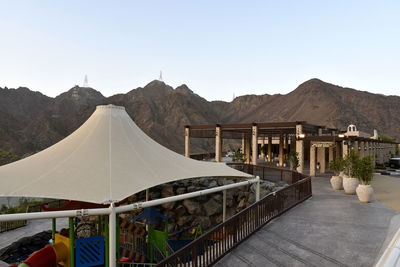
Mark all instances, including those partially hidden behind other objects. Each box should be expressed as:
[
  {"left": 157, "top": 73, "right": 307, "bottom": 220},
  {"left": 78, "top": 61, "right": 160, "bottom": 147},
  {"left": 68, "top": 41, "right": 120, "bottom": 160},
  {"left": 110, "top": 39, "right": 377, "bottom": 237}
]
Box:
[{"left": 184, "top": 122, "right": 399, "bottom": 177}]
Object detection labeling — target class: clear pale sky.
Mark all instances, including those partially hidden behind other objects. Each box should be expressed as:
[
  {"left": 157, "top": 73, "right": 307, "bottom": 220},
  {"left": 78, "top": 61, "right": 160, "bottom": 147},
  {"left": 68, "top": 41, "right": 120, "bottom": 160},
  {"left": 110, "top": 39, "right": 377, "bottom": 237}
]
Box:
[{"left": 0, "top": 1, "right": 399, "bottom": 101}]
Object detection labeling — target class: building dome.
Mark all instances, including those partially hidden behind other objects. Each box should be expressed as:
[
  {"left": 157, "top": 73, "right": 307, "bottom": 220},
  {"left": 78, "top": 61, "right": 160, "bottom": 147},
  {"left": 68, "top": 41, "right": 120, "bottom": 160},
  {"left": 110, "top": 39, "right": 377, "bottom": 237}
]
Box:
[{"left": 347, "top": 124, "right": 357, "bottom": 132}]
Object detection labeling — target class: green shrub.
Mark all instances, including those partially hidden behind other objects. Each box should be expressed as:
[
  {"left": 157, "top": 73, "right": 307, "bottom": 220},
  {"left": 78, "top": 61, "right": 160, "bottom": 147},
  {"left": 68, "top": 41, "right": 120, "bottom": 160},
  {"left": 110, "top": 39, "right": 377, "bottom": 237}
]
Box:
[
  {"left": 288, "top": 151, "right": 299, "bottom": 170},
  {"left": 260, "top": 145, "right": 267, "bottom": 155},
  {"left": 0, "top": 149, "right": 20, "bottom": 166},
  {"left": 355, "top": 155, "right": 374, "bottom": 185},
  {"left": 378, "top": 135, "right": 396, "bottom": 143},
  {"left": 231, "top": 151, "right": 246, "bottom": 163},
  {"left": 329, "top": 157, "right": 345, "bottom": 175},
  {"left": 344, "top": 149, "right": 360, "bottom": 177}
]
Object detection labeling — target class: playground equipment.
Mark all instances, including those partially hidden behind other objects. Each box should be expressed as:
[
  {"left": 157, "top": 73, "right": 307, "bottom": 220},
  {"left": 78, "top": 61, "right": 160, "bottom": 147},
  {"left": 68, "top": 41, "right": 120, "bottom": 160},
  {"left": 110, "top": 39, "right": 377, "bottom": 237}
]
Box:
[
  {"left": 119, "top": 217, "right": 147, "bottom": 263},
  {"left": 18, "top": 234, "right": 70, "bottom": 267},
  {"left": 14, "top": 216, "right": 106, "bottom": 267},
  {"left": 167, "top": 225, "right": 203, "bottom": 252},
  {"left": 3, "top": 177, "right": 259, "bottom": 267}
]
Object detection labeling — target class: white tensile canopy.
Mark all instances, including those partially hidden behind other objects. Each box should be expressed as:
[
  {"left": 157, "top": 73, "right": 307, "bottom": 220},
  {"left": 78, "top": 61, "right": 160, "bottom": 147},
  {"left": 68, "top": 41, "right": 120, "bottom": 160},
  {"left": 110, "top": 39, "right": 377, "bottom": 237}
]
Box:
[{"left": 0, "top": 105, "right": 251, "bottom": 204}]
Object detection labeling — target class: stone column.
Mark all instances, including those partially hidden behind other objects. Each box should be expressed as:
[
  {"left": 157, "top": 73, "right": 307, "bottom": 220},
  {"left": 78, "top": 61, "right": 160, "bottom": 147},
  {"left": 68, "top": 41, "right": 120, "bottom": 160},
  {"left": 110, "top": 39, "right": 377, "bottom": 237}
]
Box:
[
  {"left": 353, "top": 140, "right": 359, "bottom": 154},
  {"left": 342, "top": 140, "right": 349, "bottom": 158},
  {"left": 291, "top": 136, "right": 296, "bottom": 154},
  {"left": 310, "top": 145, "right": 316, "bottom": 177},
  {"left": 215, "top": 125, "right": 222, "bottom": 162},
  {"left": 369, "top": 142, "right": 373, "bottom": 156},
  {"left": 378, "top": 143, "right": 383, "bottom": 164},
  {"left": 279, "top": 134, "right": 284, "bottom": 166},
  {"left": 284, "top": 134, "right": 289, "bottom": 160},
  {"left": 371, "top": 142, "right": 376, "bottom": 167},
  {"left": 245, "top": 137, "right": 251, "bottom": 164},
  {"left": 336, "top": 142, "right": 341, "bottom": 159},
  {"left": 384, "top": 145, "right": 389, "bottom": 162},
  {"left": 317, "top": 147, "right": 326, "bottom": 174},
  {"left": 296, "top": 124, "right": 304, "bottom": 173},
  {"left": 328, "top": 146, "right": 334, "bottom": 165},
  {"left": 284, "top": 134, "right": 288, "bottom": 149},
  {"left": 260, "top": 136, "right": 265, "bottom": 160},
  {"left": 184, "top": 126, "right": 190, "bottom": 158},
  {"left": 268, "top": 135, "right": 272, "bottom": 162},
  {"left": 359, "top": 141, "right": 364, "bottom": 157},
  {"left": 241, "top": 134, "right": 245, "bottom": 154},
  {"left": 251, "top": 124, "right": 258, "bottom": 165}
]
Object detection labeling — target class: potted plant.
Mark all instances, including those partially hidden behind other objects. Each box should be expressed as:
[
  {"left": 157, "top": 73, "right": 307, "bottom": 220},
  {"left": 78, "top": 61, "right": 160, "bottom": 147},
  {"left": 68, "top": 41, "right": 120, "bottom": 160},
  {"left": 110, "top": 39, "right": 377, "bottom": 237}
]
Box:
[
  {"left": 329, "top": 157, "right": 345, "bottom": 190},
  {"left": 342, "top": 150, "right": 360, "bottom": 194},
  {"left": 355, "top": 155, "right": 374, "bottom": 202},
  {"left": 287, "top": 151, "right": 300, "bottom": 171},
  {"left": 260, "top": 145, "right": 267, "bottom": 161},
  {"left": 231, "top": 151, "right": 246, "bottom": 163}
]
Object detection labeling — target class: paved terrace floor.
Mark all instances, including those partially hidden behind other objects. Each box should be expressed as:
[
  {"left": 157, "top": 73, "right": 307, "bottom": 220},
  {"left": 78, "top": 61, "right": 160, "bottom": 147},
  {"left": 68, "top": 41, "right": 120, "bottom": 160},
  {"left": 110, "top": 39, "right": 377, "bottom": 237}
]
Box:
[{"left": 217, "top": 176, "right": 398, "bottom": 267}]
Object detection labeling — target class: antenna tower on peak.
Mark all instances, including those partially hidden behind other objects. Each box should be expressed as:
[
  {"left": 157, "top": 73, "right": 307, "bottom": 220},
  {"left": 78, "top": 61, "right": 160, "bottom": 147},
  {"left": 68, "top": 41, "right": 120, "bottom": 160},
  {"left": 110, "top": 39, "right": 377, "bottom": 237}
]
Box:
[
  {"left": 83, "top": 75, "right": 89, "bottom": 87},
  {"left": 159, "top": 71, "right": 163, "bottom": 82}
]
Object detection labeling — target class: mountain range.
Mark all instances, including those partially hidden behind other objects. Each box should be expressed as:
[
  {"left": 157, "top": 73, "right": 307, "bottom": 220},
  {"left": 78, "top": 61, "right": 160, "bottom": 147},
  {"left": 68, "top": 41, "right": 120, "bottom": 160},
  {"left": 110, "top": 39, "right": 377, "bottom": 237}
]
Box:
[{"left": 0, "top": 78, "right": 399, "bottom": 157}]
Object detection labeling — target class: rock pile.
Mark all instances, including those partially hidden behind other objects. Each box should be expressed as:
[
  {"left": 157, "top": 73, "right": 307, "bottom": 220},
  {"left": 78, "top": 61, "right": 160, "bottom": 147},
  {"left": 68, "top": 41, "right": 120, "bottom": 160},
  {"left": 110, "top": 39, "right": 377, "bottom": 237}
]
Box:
[{"left": 143, "top": 177, "right": 288, "bottom": 233}]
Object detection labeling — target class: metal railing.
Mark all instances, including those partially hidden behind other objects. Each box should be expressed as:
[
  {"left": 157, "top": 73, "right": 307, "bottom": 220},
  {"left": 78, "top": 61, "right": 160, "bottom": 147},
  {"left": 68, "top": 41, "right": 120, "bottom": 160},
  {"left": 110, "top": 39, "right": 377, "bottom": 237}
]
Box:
[
  {"left": 189, "top": 153, "right": 216, "bottom": 161},
  {"left": 0, "top": 219, "right": 27, "bottom": 233},
  {"left": 0, "top": 199, "right": 64, "bottom": 233},
  {"left": 156, "top": 174, "right": 311, "bottom": 266},
  {"left": 26, "top": 199, "right": 65, "bottom": 213},
  {"left": 228, "top": 163, "right": 303, "bottom": 184}
]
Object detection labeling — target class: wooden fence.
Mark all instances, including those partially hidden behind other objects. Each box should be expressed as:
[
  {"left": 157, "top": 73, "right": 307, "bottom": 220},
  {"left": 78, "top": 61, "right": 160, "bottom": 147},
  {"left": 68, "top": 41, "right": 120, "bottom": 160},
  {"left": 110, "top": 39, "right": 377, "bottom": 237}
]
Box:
[{"left": 0, "top": 220, "right": 27, "bottom": 233}]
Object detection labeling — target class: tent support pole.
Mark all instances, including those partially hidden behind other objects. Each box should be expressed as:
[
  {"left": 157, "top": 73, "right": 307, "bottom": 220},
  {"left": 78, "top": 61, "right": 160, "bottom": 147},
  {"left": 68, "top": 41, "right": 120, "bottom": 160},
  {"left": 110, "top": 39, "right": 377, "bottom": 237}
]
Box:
[
  {"left": 116, "top": 215, "right": 120, "bottom": 260},
  {"left": 104, "top": 216, "right": 109, "bottom": 267},
  {"left": 146, "top": 189, "right": 149, "bottom": 201},
  {"left": 109, "top": 203, "right": 116, "bottom": 267},
  {"left": 69, "top": 217, "right": 75, "bottom": 267}
]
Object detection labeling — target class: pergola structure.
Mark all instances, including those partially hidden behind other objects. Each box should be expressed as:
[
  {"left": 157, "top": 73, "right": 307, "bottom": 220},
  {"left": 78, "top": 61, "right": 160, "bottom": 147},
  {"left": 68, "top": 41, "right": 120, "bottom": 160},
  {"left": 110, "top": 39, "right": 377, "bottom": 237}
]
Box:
[{"left": 184, "top": 122, "right": 399, "bottom": 176}]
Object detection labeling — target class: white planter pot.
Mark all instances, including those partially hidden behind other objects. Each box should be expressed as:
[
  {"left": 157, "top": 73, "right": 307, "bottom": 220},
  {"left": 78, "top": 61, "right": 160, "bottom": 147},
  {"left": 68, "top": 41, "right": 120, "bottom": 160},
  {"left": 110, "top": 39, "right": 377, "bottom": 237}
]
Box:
[
  {"left": 339, "top": 172, "right": 348, "bottom": 179},
  {"left": 343, "top": 177, "right": 359, "bottom": 195},
  {"left": 330, "top": 175, "right": 343, "bottom": 190},
  {"left": 356, "top": 184, "right": 374, "bottom": 203}
]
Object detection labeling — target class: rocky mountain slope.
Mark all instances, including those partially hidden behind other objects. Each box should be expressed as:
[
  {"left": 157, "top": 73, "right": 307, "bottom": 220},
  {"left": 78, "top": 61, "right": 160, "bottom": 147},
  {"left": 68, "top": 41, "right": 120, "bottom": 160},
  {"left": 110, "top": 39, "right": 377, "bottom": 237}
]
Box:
[{"left": 0, "top": 79, "right": 399, "bottom": 157}]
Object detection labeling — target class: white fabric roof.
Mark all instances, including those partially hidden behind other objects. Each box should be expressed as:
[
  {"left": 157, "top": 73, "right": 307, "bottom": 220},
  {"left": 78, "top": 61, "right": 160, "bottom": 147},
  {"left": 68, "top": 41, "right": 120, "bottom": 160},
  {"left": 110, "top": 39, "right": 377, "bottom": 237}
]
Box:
[{"left": 0, "top": 105, "right": 251, "bottom": 204}]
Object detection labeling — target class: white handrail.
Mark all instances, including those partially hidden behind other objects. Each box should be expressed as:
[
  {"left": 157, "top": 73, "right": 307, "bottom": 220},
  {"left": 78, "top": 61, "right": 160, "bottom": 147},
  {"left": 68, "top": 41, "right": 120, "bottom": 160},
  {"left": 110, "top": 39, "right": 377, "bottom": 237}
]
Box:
[
  {"left": 0, "top": 176, "right": 259, "bottom": 267},
  {"left": 116, "top": 177, "right": 259, "bottom": 213}
]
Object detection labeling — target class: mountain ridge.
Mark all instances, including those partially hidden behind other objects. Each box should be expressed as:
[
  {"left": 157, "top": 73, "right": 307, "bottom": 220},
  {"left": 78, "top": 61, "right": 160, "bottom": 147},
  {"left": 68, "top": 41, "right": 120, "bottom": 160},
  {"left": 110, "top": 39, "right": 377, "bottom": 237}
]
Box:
[{"left": 0, "top": 79, "right": 398, "bottom": 157}]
